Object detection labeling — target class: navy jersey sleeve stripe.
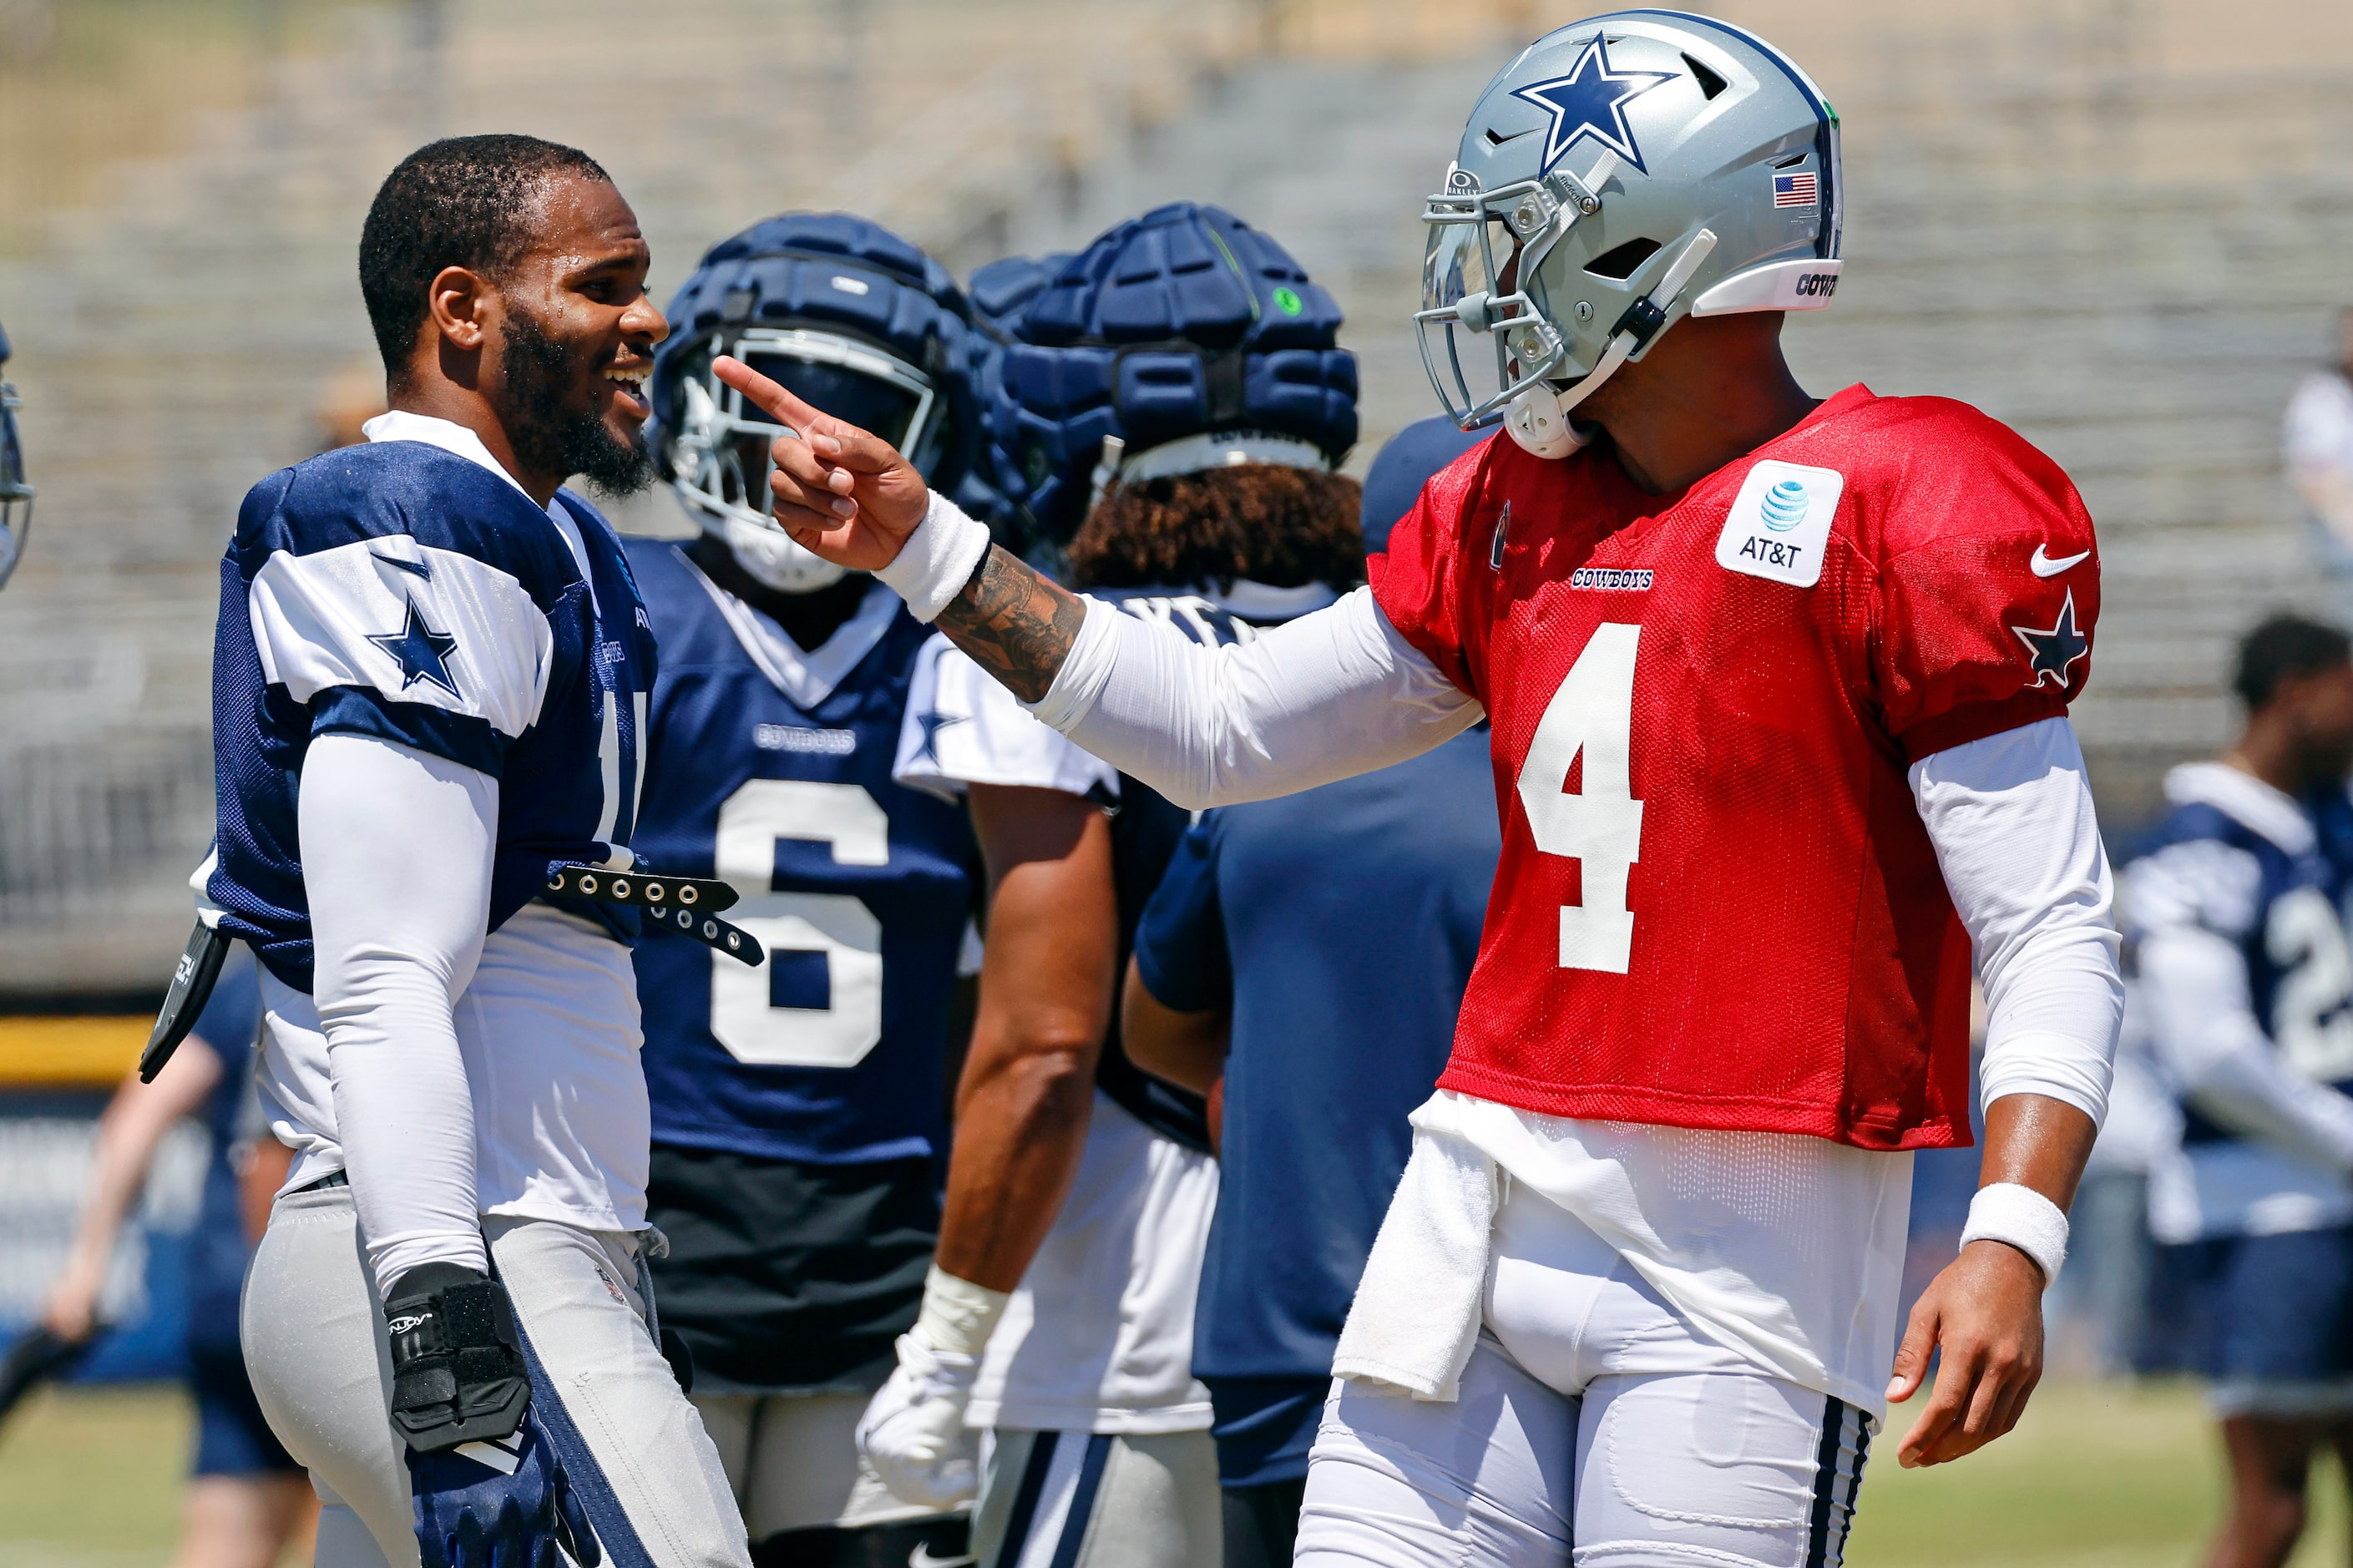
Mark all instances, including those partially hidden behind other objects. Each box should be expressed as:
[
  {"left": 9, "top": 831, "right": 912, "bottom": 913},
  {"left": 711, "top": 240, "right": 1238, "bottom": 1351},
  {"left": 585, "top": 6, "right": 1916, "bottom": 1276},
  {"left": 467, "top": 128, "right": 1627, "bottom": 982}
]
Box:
[{"left": 311, "top": 687, "right": 509, "bottom": 778}]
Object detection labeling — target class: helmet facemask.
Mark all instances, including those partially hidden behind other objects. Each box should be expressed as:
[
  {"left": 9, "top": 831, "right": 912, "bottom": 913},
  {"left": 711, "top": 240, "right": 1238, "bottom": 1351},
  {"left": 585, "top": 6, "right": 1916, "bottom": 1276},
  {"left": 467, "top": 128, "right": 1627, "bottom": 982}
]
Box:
[{"left": 664, "top": 326, "right": 944, "bottom": 594}]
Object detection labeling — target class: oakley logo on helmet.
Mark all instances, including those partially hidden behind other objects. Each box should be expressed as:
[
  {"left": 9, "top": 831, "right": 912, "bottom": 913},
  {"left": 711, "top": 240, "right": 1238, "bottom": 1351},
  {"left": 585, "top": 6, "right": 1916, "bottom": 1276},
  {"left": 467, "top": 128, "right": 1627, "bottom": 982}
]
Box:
[{"left": 1510, "top": 34, "right": 1673, "bottom": 175}]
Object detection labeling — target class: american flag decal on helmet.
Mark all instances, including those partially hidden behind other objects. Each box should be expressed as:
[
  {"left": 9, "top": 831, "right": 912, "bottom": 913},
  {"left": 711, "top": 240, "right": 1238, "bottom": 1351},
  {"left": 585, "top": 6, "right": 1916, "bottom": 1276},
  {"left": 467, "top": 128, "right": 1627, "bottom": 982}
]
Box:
[{"left": 1773, "top": 170, "right": 1818, "bottom": 208}]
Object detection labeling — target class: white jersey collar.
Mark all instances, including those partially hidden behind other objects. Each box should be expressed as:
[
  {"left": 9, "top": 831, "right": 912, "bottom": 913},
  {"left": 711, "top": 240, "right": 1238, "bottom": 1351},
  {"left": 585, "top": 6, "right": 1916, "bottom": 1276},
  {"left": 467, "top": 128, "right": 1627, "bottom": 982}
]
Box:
[
  {"left": 677, "top": 549, "right": 899, "bottom": 710},
  {"left": 362, "top": 409, "right": 539, "bottom": 505},
  {"left": 2164, "top": 760, "right": 2316, "bottom": 856}
]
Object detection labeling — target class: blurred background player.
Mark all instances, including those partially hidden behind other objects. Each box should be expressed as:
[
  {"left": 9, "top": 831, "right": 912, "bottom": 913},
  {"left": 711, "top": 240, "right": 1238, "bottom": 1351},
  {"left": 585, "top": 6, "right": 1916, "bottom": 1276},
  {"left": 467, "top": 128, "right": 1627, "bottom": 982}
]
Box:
[
  {"left": 2128, "top": 614, "right": 2353, "bottom": 1568},
  {"left": 0, "top": 320, "right": 28, "bottom": 589},
  {"left": 1118, "top": 413, "right": 1495, "bottom": 1568},
  {"left": 2285, "top": 311, "right": 2353, "bottom": 624},
  {"left": 860, "top": 201, "right": 1361, "bottom": 1568},
  {"left": 630, "top": 210, "right": 986, "bottom": 1568},
  {"left": 33, "top": 947, "right": 315, "bottom": 1568}
]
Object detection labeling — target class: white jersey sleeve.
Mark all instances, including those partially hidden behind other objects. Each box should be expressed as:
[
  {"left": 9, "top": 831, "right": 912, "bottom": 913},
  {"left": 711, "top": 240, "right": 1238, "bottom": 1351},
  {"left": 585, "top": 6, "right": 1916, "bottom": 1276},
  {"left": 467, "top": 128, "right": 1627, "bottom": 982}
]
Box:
[
  {"left": 1910, "top": 716, "right": 2123, "bottom": 1124},
  {"left": 247, "top": 532, "right": 556, "bottom": 742},
  {"left": 895, "top": 634, "right": 1121, "bottom": 802},
  {"left": 1025, "top": 585, "right": 1484, "bottom": 809},
  {"left": 301, "top": 731, "right": 497, "bottom": 1293}
]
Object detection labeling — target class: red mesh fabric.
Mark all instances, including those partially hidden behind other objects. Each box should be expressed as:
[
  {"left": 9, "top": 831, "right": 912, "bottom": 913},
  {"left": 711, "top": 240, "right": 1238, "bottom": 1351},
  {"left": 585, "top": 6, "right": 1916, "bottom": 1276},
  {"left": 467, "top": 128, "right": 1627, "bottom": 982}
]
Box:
[{"left": 1368, "top": 385, "right": 2101, "bottom": 1151}]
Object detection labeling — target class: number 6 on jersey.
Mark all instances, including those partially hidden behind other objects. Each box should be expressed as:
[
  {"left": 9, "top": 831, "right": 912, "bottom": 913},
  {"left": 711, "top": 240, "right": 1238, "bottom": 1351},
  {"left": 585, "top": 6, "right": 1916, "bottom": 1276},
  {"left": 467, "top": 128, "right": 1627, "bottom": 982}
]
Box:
[{"left": 1516, "top": 623, "right": 1645, "bottom": 973}]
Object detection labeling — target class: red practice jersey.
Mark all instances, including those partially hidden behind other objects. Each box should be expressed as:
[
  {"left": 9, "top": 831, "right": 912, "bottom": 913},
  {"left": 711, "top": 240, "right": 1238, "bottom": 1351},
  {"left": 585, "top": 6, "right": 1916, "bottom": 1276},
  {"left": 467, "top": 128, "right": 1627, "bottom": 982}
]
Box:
[{"left": 1370, "top": 385, "right": 2099, "bottom": 1151}]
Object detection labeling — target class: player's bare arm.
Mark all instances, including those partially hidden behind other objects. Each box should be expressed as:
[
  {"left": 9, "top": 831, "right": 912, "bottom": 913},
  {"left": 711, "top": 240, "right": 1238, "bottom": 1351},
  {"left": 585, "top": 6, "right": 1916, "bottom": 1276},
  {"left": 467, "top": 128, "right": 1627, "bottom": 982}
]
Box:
[
  {"left": 711, "top": 354, "right": 1085, "bottom": 702},
  {"left": 1120, "top": 956, "right": 1228, "bottom": 1098},
  {"left": 933, "top": 785, "right": 1120, "bottom": 1289},
  {"left": 1888, "top": 1094, "right": 2097, "bottom": 1468}
]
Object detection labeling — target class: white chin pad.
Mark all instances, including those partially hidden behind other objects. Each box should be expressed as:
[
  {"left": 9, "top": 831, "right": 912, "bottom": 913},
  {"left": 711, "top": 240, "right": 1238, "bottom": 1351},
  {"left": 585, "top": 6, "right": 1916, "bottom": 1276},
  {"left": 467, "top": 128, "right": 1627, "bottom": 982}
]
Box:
[
  {"left": 1505, "top": 384, "right": 1590, "bottom": 460},
  {"left": 723, "top": 513, "right": 850, "bottom": 594}
]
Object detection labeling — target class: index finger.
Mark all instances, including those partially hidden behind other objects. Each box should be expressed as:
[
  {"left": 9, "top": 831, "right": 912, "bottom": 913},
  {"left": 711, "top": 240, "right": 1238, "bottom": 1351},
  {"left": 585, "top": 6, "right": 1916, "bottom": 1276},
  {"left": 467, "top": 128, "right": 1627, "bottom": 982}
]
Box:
[{"left": 712, "top": 355, "right": 833, "bottom": 439}]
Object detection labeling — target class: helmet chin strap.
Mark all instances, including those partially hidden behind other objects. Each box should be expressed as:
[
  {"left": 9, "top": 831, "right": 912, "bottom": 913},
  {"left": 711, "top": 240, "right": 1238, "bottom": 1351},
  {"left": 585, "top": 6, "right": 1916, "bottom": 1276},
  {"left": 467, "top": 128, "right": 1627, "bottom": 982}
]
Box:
[{"left": 1503, "top": 227, "right": 1719, "bottom": 460}]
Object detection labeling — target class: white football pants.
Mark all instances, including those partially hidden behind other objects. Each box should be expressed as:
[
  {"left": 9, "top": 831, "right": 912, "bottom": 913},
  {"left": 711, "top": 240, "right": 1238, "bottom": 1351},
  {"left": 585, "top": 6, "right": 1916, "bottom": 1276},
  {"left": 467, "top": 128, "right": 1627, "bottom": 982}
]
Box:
[
  {"left": 1297, "top": 1190, "right": 1874, "bottom": 1568},
  {"left": 240, "top": 1181, "right": 751, "bottom": 1568}
]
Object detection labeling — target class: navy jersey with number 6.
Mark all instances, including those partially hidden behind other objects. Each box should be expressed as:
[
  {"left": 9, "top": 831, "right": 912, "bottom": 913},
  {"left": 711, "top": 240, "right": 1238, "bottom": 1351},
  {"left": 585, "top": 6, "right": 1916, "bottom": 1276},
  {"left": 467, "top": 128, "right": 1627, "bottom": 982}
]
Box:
[{"left": 626, "top": 539, "right": 981, "bottom": 1166}]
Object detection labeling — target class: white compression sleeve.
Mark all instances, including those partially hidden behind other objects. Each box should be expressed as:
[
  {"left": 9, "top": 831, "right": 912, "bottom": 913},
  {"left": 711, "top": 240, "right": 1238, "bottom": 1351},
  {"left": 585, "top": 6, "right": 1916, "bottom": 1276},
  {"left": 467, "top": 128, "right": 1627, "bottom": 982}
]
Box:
[
  {"left": 1911, "top": 716, "right": 2123, "bottom": 1124},
  {"left": 301, "top": 733, "right": 497, "bottom": 1294},
  {"left": 2136, "top": 923, "right": 2353, "bottom": 1169},
  {"left": 1025, "top": 585, "right": 1485, "bottom": 809}
]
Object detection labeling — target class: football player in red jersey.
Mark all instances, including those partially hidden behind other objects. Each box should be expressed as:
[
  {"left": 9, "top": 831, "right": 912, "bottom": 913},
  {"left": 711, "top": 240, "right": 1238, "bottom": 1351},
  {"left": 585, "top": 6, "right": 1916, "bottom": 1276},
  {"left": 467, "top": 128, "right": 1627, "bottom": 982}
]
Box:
[{"left": 716, "top": 13, "right": 2122, "bottom": 1563}]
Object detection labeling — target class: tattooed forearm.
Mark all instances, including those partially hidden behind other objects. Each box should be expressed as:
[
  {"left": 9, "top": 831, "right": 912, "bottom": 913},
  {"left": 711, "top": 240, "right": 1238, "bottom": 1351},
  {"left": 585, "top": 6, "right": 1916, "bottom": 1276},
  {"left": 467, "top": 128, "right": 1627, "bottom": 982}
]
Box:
[{"left": 935, "top": 545, "right": 1089, "bottom": 704}]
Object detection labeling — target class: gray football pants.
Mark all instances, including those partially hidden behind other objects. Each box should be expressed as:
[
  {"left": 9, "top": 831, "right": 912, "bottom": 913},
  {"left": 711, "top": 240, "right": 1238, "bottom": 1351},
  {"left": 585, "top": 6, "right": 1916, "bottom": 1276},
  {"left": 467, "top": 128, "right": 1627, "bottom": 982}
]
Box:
[
  {"left": 240, "top": 1180, "right": 751, "bottom": 1568},
  {"left": 973, "top": 1427, "right": 1222, "bottom": 1568}
]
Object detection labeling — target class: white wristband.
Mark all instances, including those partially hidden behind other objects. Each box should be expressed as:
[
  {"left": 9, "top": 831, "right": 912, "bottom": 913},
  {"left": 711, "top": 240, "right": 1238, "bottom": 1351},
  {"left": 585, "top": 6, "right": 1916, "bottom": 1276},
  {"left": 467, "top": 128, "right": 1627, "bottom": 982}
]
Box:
[
  {"left": 877, "top": 491, "right": 993, "bottom": 623},
  {"left": 911, "top": 1265, "right": 1011, "bottom": 1358},
  {"left": 1959, "top": 1181, "right": 2069, "bottom": 1287}
]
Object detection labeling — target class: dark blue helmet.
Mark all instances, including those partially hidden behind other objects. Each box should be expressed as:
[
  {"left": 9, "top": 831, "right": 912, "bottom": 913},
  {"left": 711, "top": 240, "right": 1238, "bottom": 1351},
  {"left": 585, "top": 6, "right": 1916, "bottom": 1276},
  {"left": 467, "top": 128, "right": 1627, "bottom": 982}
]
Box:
[
  {"left": 0, "top": 321, "right": 28, "bottom": 590},
  {"left": 650, "top": 213, "right": 977, "bottom": 590},
  {"left": 987, "top": 202, "right": 1358, "bottom": 548},
  {"left": 954, "top": 253, "right": 1070, "bottom": 557}
]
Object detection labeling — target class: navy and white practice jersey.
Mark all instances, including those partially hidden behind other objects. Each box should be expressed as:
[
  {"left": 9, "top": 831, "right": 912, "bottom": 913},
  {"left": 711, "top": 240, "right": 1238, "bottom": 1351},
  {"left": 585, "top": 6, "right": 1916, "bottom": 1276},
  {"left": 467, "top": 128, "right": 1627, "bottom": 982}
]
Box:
[
  {"left": 628, "top": 543, "right": 981, "bottom": 1166},
  {"left": 2126, "top": 760, "right": 2353, "bottom": 1240},
  {"left": 209, "top": 416, "right": 655, "bottom": 990},
  {"left": 1131, "top": 727, "right": 1499, "bottom": 1484}
]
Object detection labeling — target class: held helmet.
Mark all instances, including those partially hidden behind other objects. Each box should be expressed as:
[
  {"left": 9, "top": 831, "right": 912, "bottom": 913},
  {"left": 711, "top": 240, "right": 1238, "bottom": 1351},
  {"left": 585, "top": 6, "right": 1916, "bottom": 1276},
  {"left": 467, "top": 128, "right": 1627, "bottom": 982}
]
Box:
[
  {"left": 0, "top": 321, "right": 29, "bottom": 590},
  {"left": 650, "top": 213, "right": 978, "bottom": 594},
  {"left": 987, "top": 202, "right": 1357, "bottom": 553},
  {"left": 1419, "top": 11, "right": 1843, "bottom": 458}
]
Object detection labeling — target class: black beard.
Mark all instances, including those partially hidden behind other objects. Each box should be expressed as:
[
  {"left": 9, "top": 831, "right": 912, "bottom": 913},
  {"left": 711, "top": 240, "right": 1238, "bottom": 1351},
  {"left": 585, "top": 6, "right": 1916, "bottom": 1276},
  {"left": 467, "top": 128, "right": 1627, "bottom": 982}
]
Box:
[{"left": 498, "top": 310, "right": 656, "bottom": 498}]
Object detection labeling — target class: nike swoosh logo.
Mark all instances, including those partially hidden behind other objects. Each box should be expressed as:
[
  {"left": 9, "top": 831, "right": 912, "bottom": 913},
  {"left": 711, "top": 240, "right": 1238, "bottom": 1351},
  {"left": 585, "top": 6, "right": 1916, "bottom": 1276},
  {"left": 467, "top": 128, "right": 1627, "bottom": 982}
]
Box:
[
  {"left": 2030, "top": 545, "right": 2090, "bottom": 578},
  {"left": 1483, "top": 126, "right": 1541, "bottom": 146}
]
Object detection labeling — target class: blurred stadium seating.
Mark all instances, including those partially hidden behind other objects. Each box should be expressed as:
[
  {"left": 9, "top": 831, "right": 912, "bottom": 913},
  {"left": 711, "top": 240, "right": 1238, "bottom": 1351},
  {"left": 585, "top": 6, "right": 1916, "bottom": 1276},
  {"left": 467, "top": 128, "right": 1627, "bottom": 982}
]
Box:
[{"left": 8, "top": 0, "right": 2353, "bottom": 997}]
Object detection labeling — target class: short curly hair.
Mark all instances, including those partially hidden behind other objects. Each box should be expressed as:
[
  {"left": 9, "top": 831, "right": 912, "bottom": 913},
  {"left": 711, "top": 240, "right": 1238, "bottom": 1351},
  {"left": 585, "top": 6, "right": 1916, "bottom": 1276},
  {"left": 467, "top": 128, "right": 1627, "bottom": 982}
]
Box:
[
  {"left": 2235, "top": 613, "right": 2351, "bottom": 712},
  {"left": 1066, "top": 465, "right": 1365, "bottom": 593},
  {"left": 357, "top": 134, "right": 611, "bottom": 380}
]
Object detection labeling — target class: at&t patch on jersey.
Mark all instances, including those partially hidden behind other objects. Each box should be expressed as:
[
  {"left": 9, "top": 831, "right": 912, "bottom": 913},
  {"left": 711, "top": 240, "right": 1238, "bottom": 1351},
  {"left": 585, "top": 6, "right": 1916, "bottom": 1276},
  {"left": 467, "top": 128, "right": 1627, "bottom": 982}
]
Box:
[{"left": 1715, "top": 460, "right": 1844, "bottom": 588}]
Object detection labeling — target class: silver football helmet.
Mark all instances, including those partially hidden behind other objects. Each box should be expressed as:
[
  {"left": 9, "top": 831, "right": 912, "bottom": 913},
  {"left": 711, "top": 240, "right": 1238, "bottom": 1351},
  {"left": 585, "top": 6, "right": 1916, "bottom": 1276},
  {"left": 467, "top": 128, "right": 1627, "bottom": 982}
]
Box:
[{"left": 1419, "top": 12, "right": 1843, "bottom": 458}]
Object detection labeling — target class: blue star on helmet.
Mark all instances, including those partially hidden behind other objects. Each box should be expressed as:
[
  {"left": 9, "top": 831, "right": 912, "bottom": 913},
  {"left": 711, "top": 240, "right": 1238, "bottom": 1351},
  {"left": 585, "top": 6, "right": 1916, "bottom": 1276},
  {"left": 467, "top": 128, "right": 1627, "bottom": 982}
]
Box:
[
  {"left": 1510, "top": 34, "right": 1675, "bottom": 175},
  {"left": 2012, "top": 589, "right": 2090, "bottom": 690},
  {"left": 366, "top": 598, "right": 463, "bottom": 701}
]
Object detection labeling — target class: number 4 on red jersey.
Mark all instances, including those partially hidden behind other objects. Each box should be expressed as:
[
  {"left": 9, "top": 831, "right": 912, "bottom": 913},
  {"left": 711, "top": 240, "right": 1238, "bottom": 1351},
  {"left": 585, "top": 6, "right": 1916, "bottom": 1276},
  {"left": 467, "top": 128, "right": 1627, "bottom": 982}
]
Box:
[{"left": 1370, "top": 385, "right": 2098, "bottom": 1151}]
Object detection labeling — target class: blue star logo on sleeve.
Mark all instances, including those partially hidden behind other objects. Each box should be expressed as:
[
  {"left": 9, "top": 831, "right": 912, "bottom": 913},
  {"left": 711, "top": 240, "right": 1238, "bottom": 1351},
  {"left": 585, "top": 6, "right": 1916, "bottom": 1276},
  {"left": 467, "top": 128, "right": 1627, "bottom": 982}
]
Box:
[
  {"left": 366, "top": 598, "right": 463, "bottom": 701},
  {"left": 1510, "top": 34, "right": 1675, "bottom": 175},
  {"left": 2012, "top": 589, "right": 2090, "bottom": 690},
  {"left": 912, "top": 708, "right": 969, "bottom": 766}
]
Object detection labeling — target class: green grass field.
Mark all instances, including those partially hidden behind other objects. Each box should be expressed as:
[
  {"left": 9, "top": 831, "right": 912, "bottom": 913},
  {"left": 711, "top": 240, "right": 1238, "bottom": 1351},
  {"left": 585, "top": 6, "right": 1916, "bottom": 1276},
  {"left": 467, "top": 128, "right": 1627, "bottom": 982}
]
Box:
[{"left": 1, "top": 1378, "right": 2345, "bottom": 1565}]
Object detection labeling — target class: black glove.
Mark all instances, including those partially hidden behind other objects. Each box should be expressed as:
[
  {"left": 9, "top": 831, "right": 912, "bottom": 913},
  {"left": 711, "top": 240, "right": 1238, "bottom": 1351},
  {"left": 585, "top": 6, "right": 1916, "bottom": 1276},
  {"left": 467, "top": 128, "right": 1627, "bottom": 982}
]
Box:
[{"left": 382, "top": 1263, "right": 531, "bottom": 1453}]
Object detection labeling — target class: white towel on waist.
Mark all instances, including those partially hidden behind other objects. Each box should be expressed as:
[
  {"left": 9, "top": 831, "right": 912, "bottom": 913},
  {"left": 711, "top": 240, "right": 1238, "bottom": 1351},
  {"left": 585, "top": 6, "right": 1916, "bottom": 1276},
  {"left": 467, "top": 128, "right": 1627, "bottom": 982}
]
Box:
[{"left": 1331, "top": 1098, "right": 1500, "bottom": 1401}]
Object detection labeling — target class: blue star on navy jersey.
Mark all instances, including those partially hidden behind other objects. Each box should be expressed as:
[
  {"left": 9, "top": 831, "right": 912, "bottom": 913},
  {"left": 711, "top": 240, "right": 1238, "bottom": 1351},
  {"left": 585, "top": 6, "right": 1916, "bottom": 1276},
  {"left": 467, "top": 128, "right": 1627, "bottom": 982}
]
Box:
[
  {"left": 912, "top": 707, "right": 968, "bottom": 765},
  {"left": 366, "top": 598, "right": 463, "bottom": 701},
  {"left": 2013, "top": 589, "right": 2090, "bottom": 690},
  {"left": 1510, "top": 34, "right": 1674, "bottom": 175}
]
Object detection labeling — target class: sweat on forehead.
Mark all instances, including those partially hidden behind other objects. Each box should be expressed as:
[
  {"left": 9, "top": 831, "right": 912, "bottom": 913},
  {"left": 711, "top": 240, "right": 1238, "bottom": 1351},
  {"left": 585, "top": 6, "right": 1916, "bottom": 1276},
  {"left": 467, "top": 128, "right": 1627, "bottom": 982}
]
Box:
[{"left": 357, "top": 133, "right": 615, "bottom": 372}]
